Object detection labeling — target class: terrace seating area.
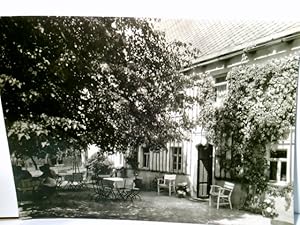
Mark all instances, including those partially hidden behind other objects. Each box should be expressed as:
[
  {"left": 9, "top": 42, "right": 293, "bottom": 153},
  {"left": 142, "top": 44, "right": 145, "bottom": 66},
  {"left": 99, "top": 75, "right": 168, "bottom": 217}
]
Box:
[
  {"left": 15, "top": 163, "right": 143, "bottom": 203},
  {"left": 18, "top": 190, "right": 273, "bottom": 225},
  {"left": 91, "top": 176, "right": 141, "bottom": 201},
  {"left": 14, "top": 164, "right": 292, "bottom": 225}
]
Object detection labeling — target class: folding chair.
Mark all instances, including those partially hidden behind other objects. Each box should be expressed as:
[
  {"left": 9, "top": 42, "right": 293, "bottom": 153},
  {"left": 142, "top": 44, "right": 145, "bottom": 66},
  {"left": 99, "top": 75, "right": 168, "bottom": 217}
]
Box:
[
  {"left": 123, "top": 178, "right": 141, "bottom": 201},
  {"left": 101, "top": 179, "right": 119, "bottom": 200},
  {"left": 91, "top": 178, "right": 111, "bottom": 200},
  {"left": 63, "top": 173, "right": 86, "bottom": 191}
]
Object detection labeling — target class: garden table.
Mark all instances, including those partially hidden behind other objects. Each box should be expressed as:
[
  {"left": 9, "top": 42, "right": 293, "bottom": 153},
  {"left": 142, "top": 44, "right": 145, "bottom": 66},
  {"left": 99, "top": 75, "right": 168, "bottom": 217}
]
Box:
[
  {"left": 103, "top": 177, "right": 125, "bottom": 187},
  {"left": 95, "top": 174, "right": 111, "bottom": 180},
  {"left": 102, "top": 177, "right": 128, "bottom": 200}
]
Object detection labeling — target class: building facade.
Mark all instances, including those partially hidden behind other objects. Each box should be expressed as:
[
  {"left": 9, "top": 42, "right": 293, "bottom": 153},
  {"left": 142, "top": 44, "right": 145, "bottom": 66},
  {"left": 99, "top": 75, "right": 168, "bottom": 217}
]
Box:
[{"left": 133, "top": 20, "right": 300, "bottom": 199}]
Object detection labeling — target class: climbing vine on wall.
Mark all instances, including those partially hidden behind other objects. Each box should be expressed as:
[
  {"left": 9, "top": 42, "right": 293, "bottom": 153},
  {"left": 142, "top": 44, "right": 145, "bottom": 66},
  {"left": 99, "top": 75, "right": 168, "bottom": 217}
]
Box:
[{"left": 204, "top": 55, "right": 299, "bottom": 201}]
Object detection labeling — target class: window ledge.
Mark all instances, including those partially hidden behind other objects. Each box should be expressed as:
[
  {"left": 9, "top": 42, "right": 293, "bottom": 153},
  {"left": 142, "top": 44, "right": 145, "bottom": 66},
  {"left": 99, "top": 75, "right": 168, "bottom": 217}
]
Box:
[
  {"left": 268, "top": 181, "right": 289, "bottom": 187},
  {"left": 137, "top": 168, "right": 188, "bottom": 175}
]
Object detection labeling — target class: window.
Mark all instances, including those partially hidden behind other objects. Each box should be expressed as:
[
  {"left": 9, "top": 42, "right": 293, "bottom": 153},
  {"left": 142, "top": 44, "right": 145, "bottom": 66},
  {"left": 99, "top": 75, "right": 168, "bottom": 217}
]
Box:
[
  {"left": 142, "top": 147, "right": 150, "bottom": 168},
  {"left": 269, "top": 149, "right": 287, "bottom": 182},
  {"left": 171, "top": 147, "right": 182, "bottom": 173},
  {"left": 214, "top": 74, "right": 227, "bottom": 105},
  {"left": 215, "top": 76, "right": 226, "bottom": 83}
]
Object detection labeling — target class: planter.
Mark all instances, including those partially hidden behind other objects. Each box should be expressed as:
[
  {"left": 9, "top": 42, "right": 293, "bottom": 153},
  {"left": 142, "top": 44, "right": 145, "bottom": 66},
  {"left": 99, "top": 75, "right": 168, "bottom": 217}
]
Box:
[
  {"left": 231, "top": 182, "right": 248, "bottom": 208},
  {"left": 176, "top": 182, "right": 189, "bottom": 198},
  {"left": 134, "top": 177, "right": 143, "bottom": 189}
]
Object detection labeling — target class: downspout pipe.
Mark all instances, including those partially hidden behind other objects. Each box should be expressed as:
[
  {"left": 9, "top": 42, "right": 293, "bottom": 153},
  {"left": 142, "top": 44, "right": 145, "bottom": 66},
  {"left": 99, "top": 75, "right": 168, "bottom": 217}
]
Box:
[{"left": 294, "top": 59, "right": 300, "bottom": 222}]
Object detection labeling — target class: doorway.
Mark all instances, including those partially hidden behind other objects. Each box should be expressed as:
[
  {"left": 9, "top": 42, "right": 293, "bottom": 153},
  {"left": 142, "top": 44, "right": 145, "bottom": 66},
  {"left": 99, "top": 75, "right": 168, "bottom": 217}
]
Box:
[{"left": 197, "top": 144, "right": 213, "bottom": 198}]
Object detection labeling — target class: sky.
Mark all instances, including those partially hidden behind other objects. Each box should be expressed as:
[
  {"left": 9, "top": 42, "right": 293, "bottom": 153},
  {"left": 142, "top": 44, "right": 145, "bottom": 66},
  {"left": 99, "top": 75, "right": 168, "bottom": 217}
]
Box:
[{"left": 1, "top": 0, "right": 300, "bottom": 22}]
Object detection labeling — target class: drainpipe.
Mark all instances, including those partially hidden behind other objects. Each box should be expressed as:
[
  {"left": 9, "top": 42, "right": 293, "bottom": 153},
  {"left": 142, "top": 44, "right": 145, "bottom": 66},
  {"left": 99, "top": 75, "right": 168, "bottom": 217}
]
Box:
[{"left": 294, "top": 59, "right": 300, "bottom": 217}]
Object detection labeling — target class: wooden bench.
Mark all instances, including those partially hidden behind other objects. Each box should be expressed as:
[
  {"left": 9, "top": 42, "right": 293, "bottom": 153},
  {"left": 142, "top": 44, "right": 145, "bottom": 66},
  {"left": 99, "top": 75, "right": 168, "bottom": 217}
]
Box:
[{"left": 16, "top": 178, "right": 41, "bottom": 200}]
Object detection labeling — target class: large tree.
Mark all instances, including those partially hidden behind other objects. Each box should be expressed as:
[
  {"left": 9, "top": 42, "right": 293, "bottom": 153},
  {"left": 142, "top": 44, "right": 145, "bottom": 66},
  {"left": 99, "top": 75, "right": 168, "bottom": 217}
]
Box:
[{"left": 0, "top": 16, "right": 200, "bottom": 162}]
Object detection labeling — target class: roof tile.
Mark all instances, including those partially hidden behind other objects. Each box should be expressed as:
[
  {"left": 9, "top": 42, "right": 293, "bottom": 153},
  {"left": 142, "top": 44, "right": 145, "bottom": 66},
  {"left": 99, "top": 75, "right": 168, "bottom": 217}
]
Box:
[{"left": 159, "top": 19, "right": 300, "bottom": 61}]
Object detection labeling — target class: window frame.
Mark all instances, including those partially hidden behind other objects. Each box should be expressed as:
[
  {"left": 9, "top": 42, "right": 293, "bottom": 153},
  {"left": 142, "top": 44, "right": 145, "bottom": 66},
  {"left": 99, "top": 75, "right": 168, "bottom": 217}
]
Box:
[
  {"left": 171, "top": 146, "right": 183, "bottom": 173},
  {"left": 141, "top": 147, "right": 150, "bottom": 169},
  {"left": 214, "top": 74, "right": 227, "bottom": 105},
  {"left": 269, "top": 148, "right": 288, "bottom": 183}
]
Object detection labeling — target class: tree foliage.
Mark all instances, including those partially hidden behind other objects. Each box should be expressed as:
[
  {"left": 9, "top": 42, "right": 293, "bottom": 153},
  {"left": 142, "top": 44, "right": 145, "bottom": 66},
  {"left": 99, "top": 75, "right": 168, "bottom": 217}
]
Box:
[
  {"left": 0, "top": 16, "right": 200, "bottom": 159},
  {"left": 206, "top": 55, "right": 299, "bottom": 198}
]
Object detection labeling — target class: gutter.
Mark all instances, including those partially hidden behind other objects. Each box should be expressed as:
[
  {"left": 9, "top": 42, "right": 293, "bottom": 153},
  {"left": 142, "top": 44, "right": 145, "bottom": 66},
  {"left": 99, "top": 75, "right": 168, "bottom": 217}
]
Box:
[
  {"left": 244, "top": 33, "right": 300, "bottom": 52},
  {"left": 181, "top": 51, "right": 242, "bottom": 72}
]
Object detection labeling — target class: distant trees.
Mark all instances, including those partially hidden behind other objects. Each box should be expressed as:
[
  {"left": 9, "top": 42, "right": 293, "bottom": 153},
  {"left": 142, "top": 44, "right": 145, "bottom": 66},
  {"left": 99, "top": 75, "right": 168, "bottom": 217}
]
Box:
[{"left": 0, "top": 16, "right": 200, "bottom": 162}]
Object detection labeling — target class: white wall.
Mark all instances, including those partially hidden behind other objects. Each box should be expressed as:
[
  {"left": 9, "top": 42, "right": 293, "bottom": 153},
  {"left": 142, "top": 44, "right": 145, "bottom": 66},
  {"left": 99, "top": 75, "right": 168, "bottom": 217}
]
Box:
[
  {"left": 0, "top": 98, "right": 19, "bottom": 217},
  {"left": 86, "top": 144, "right": 126, "bottom": 169}
]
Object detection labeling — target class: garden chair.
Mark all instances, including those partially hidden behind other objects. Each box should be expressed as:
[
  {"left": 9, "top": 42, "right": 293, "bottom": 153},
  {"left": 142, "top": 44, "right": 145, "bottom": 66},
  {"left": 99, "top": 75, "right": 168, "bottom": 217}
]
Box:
[
  {"left": 54, "top": 174, "right": 63, "bottom": 188},
  {"left": 209, "top": 181, "right": 234, "bottom": 209},
  {"left": 72, "top": 172, "right": 87, "bottom": 189},
  {"left": 157, "top": 174, "right": 176, "bottom": 196},
  {"left": 122, "top": 178, "right": 141, "bottom": 201},
  {"left": 91, "top": 177, "right": 112, "bottom": 200},
  {"left": 63, "top": 172, "right": 86, "bottom": 191},
  {"left": 101, "top": 179, "right": 120, "bottom": 200}
]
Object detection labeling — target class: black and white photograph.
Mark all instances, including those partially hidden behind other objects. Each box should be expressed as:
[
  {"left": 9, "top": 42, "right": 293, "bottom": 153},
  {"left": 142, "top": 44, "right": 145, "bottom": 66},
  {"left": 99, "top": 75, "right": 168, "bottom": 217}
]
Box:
[{"left": 0, "top": 15, "right": 298, "bottom": 225}]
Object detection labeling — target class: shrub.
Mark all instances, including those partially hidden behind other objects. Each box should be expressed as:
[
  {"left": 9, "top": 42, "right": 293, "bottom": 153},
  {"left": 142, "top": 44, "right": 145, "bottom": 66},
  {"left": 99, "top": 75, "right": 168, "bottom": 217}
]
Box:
[
  {"left": 87, "top": 152, "right": 114, "bottom": 177},
  {"left": 260, "top": 198, "right": 278, "bottom": 218},
  {"left": 243, "top": 184, "right": 293, "bottom": 218}
]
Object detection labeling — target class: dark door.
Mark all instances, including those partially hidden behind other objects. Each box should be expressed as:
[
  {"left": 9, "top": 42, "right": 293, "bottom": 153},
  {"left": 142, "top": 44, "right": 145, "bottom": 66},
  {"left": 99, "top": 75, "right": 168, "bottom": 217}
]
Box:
[{"left": 197, "top": 144, "right": 213, "bottom": 198}]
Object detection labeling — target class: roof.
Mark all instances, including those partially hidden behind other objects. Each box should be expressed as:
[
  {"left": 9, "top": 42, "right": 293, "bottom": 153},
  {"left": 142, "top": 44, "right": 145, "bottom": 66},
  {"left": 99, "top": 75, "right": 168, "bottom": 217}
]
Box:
[{"left": 158, "top": 19, "right": 300, "bottom": 64}]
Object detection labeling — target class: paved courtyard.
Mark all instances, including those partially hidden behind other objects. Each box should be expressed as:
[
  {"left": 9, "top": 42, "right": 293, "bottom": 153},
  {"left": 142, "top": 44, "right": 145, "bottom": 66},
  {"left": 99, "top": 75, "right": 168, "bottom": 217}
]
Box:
[{"left": 18, "top": 190, "right": 275, "bottom": 225}]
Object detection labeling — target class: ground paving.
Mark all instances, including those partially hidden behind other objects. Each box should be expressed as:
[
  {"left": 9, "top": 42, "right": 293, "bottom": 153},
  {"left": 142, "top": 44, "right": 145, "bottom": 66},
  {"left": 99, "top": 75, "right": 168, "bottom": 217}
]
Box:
[{"left": 17, "top": 190, "right": 278, "bottom": 225}]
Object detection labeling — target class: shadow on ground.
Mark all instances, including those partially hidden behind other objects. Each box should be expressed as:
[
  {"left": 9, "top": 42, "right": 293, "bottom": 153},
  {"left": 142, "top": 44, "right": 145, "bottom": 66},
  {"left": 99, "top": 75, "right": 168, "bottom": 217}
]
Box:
[{"left": 19, "top": 190, "right": 271, "bottom": 225}]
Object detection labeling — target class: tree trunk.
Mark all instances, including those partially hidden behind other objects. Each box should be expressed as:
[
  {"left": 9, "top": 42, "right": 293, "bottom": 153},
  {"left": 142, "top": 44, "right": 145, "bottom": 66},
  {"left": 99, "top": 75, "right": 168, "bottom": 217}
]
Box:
[{"left": 30, "top": 156, "right": 38, "bottom": 170}]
